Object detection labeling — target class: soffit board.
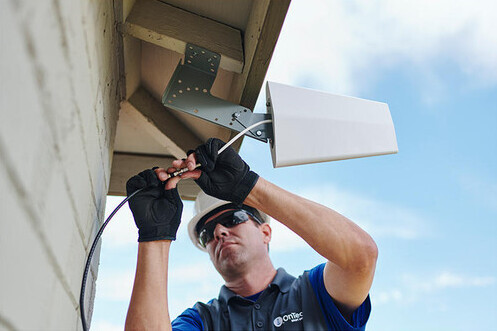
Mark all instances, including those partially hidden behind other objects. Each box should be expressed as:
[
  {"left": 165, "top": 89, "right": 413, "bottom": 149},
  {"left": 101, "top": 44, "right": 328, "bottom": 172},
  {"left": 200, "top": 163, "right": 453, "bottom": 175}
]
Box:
[
  {"left": 110, "top": 0, "right": 290, "bottom": 196},
  {"left": 160, "top": 0, "right": 253, "bottom": 32}
]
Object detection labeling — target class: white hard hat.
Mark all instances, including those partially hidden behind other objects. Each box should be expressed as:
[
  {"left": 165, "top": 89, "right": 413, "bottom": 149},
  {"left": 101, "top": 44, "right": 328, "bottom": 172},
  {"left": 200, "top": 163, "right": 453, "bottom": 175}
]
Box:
[{"left": 187, "top": 191, "right": 270, "bottom": 251}]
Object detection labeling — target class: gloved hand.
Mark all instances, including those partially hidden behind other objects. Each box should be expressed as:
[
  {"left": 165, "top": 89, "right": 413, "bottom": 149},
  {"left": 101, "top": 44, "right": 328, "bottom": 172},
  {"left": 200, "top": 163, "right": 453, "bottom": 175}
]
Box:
[
  {"left": 193, "top": 138, "right": 259, "bottom": 204},
  {"left": 126, "top": 169, "right": 183, "bottom": 242}
]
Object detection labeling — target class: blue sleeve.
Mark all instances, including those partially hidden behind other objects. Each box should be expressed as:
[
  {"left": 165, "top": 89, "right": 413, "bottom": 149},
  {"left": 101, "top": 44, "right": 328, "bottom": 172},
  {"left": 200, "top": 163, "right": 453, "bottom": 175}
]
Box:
[
  {"left": 308, "top": 263, "right": 371, "bottom": 330},
  {"left": 171, "top": 307, "right": 203, "bottom": 331}
]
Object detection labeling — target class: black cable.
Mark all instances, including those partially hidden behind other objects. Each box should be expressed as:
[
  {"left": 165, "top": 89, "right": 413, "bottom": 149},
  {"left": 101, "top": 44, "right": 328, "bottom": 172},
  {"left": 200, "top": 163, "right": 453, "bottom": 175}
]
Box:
[{"left": 79, "top": 187, "right": 145, "bottom": 331}]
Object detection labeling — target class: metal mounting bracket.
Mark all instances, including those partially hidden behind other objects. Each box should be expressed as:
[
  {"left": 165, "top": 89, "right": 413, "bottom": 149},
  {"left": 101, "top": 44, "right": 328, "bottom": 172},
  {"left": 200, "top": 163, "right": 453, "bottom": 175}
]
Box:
[{"left": 162, "top": 43, "right": 273, "bottom": 142}]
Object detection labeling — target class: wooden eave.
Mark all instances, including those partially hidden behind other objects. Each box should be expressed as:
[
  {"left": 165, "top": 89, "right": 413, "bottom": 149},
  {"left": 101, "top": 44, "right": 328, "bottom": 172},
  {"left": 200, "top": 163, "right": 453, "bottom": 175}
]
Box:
[{"left": 109, "top": 0, "right": 290, "bottom": 198}]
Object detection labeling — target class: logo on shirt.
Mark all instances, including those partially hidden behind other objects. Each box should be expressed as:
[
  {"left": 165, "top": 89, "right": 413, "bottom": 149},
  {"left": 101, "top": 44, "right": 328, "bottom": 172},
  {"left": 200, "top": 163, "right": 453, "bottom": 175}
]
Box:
[{"left": 273, "top": 311, "right": 303, "bottom": 327}]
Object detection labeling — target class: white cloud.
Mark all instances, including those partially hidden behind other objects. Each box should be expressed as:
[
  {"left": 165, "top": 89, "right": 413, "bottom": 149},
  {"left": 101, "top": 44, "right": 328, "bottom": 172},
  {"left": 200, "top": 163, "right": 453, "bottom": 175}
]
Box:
[
  {"left": 374, "top": 289, "right": 404, "bottom": 305},
  {"left": 94, "top": 262, "right": 223, "bottom": 317},
  {"left": 269, "top": 218, "right": 309, "bottom": 252},
  {"left": 405, "top": 271, "right": 496, "bottom": 292},
  {"left": 91, "top": 321, "right": 123, "bottom": 331},
  {"left": 93, "top": 261, "right": 223, "bottom": 319},
  {"left": 373, "top": 271, "right": 495, "bottom": 307},
  {"left": 168, "top": 261, "right": 224, "bottom": 318},
  {"left": 294, "top": 184, "right": 430, "bottom": 240},
  {"left": 95, "top": 269, "right": 135, "bottom": 301},
  {"left": 258, "top": 181, "right": 423, "bottom": 251},
  {"left": 102, "top": 196, "right": 137, "bottom": 247},
  {"left": 268, "top": 0, "right": 497, "bottom": 97},
  {"left": 435, "top": 272, "right": 496, "bottom": 288},
  {"left": 169, "top": 261, "right": 218, "bottom": 284}
]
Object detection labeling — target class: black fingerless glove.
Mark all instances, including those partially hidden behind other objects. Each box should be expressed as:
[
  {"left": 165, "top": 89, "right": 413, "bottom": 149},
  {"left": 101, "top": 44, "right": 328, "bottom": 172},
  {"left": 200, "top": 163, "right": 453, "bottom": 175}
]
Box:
[
  {"left": 194, "top": 138, "right": 259, "bottom": 204},
  {"left": 126, "top": 169, "right": 183, "bottom": 242}
]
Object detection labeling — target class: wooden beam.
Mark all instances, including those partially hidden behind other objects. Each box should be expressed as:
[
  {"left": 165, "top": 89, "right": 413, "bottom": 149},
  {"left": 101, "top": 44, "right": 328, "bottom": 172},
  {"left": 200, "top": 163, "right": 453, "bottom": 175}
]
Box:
[
  {"left": 109, "top": 152, "right": 200, "bottom": 199},
  {"left": 123, "top": 35, "right": 141, "bottom": 99},
  {"left": 224, "top": 0, "right": 290, "bottom": 152},
  {"left": 125, "top": 0, "right": 244, "bottom": 73},
  {"left": 229, "top": 0, "right": 291, "bottom": 109},
  {"left": 128, "top": 86, "right": 203, "bottom": 154}
]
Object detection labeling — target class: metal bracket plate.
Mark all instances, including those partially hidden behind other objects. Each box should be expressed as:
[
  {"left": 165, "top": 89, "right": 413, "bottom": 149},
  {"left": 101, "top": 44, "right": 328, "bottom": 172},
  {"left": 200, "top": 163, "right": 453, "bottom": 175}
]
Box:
[{"left": 162, "top": 43, "right": 273, "bottom": 142}]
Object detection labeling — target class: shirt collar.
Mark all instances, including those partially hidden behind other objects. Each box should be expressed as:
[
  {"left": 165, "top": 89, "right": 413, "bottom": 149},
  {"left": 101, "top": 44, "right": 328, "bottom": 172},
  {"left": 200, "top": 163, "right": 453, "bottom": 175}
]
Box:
[{"left": 219, "top": 268, "right": 295, "bottom": 304}]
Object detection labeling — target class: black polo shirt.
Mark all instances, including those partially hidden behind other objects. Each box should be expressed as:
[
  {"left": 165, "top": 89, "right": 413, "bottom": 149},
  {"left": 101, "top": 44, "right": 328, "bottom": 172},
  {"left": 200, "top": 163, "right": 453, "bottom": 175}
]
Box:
[{"left": 194, "top": 268, "right": 329, "bottom": 330}]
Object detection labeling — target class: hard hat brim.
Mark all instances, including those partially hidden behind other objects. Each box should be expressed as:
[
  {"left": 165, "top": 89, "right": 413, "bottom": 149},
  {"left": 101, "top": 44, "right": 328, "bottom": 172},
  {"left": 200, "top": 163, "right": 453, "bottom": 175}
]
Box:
[
  {"left": 188, "top": 199, "right": 232, "bottom": 251},
  {"left": 188, "top": 194, "right": 270, "bottom": 252}
]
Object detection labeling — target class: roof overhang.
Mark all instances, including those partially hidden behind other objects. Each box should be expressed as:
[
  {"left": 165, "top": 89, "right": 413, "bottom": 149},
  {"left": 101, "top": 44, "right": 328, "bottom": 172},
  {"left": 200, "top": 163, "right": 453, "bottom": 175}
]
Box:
[{"left": 109, "top": 0, "right": 290, "bottom": 198}]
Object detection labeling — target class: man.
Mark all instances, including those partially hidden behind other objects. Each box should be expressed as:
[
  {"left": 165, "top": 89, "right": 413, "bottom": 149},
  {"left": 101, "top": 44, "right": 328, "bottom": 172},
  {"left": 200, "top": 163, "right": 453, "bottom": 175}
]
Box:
[{"left": 125, "top": 138, "right": 377, "bottom": 330}]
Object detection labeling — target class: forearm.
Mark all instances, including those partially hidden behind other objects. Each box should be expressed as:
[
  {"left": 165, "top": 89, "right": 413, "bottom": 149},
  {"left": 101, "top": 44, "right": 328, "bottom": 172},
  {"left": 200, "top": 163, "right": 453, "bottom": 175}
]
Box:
[
  {"left": 125, "top": 240, "right": 172, "bottom": 331},
  {"left": 244, "top": 177, "right": 377, "bottom": 272}
]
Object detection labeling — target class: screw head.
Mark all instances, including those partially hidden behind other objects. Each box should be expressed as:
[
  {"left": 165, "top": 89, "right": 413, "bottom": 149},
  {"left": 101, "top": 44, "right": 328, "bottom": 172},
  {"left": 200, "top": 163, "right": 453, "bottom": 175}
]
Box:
[{"left": 256, "top": 130, "right": 262, "bottom": 136}]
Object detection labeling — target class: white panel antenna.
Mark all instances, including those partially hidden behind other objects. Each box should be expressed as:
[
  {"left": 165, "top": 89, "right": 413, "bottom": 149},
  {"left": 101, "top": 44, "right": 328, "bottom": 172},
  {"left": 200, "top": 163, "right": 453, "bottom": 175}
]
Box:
[
  {"left": 266, "top": 81, "right": 398, "bottom": 167},
  {"left": 162, "top": 44, "right": 398, "bottom": 168}
]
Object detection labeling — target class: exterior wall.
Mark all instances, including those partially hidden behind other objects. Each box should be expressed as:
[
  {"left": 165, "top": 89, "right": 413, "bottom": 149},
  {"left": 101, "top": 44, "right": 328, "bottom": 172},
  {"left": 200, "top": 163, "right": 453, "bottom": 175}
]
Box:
[{"left": 0, "top": 0, "right": 122, "bottom": 329}]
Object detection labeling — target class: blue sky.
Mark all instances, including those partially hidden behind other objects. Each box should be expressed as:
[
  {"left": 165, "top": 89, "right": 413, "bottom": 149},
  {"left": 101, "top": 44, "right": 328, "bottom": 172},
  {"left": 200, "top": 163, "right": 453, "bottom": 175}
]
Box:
[{"left": 92, "top": 1, "right": 496, "bottom": 330}]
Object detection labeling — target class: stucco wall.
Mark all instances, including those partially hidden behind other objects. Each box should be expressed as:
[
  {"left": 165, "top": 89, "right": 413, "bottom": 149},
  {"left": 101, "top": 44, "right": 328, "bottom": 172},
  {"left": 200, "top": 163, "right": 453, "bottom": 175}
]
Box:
[{"left": 0, "top": 0, "right": 122, "bottom": 329}]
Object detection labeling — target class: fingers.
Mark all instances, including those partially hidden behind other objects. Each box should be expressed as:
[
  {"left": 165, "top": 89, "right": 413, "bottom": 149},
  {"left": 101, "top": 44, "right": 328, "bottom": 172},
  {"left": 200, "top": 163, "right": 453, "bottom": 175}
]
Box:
[
  {"left": 162, "top": 169, "right": 200, "bottom": 189},
  {"left": 154, "top": 167, "right": 170, "bottom": 182},
  {"left": 172, "top": 153, "right": 198, "bottom": 171},
  {"left": 185, "top": 153, "right": 198, "bottom": 171},
  {"left": 166, "top": 167, "right": 177, "bottom": 174},
  {"left": 178, "top": 169, "right": 202, "bottom": 180},
  {"left": 170, "top": 153, "right": 199, "bottom": 174},
  {"left": 153, "top": 163, "right": 201, "bottom": 190},
  {"left": 153, "top": 167, "right": 181, "bottom": 190},
  {"left": 171, "top": 158, "right": 187, "bottom": 170},
  {"left": 164, "top": 175, "right": 181, "bottom": 190}
]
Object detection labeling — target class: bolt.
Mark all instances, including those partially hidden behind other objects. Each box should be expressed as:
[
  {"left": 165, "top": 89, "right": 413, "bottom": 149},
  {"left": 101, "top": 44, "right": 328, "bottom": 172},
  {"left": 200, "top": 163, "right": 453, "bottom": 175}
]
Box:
[
  {"left": 256, "top": 130, "right": 262, "bottom": 136},
  {"left": 232, "top": 112, "right": 241, "bottom": 119}
]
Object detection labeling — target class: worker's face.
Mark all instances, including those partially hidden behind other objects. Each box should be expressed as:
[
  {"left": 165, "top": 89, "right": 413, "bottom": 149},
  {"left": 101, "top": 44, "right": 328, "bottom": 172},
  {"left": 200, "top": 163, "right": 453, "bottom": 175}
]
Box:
[{"left": 203, "top": 209, "right": 271, "bottom": 278}]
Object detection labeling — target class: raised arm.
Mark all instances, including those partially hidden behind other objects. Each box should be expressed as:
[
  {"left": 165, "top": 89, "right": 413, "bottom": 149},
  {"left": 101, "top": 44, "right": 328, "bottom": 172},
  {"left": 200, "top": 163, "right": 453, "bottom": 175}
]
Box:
[
  {"left": 244, "top": 178, "right": 377, "bottom": 321},
  {"left": 126, "top": 241, "right": 172, "bottom": 330},
  {"left": 124, "top": 169, "right": 183, "bottom": 330},
  {"left": 167, "top": 138, "right": 377, "bottom": 322}
]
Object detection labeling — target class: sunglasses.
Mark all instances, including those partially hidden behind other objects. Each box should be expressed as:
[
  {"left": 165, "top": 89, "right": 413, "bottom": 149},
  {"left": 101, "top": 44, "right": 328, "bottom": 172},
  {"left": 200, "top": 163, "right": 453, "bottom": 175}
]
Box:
[{"left": 198, "top": 209, "right": 262, "bottom": 248}]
